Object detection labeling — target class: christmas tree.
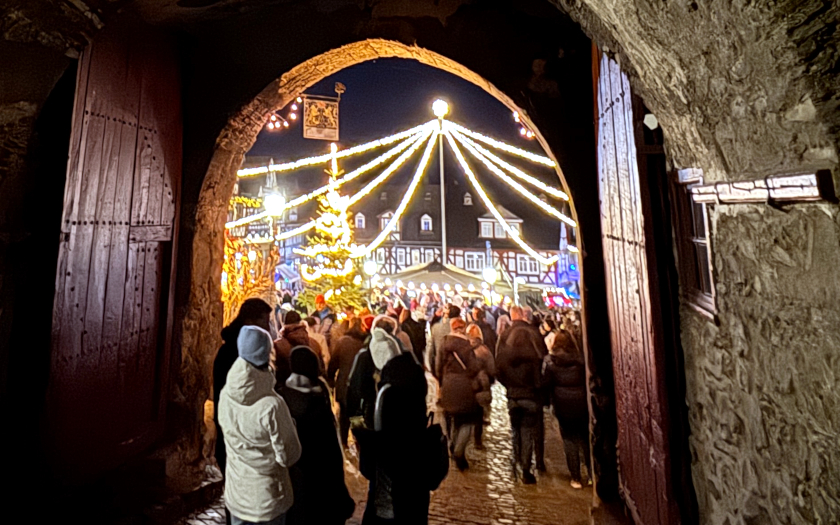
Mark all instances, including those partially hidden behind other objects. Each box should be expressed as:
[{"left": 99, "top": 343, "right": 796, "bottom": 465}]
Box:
[
  {"left": 295, "top": 147, "right": 366, "bottom": 312},
  {"left": 221, "top": 234, "right": 278, "bottom": 325}
]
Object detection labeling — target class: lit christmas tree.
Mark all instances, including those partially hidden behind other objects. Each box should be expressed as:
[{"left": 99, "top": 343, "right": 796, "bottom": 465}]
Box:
[{"left": 295, "top": 144, "right": 366, "bottom": 312}]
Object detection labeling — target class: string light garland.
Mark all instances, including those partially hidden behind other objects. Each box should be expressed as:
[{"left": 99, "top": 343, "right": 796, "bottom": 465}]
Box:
[
  {"left": 446, "top": 120, "right": 555, "bottom": 167},
  {"left": 237, "top": 121, "right": 436, "bottom": 178},
  {"left": 351, "top": 130, "right": 439, "bottom": 258},
  {"left": 448, "top": 125, "right": 576, "bottom": 227},
  {"left": 348, "top": 129, "right": 433, "bottom": 206},
  {"left": 231, "top": 196, "right": 263, "bottom": 207},
  {"left": 450, "top": 129, "right": 569, "bottom": 201},
  {"left": 443, "top": 129, "right": 559, "bottom": 266}
]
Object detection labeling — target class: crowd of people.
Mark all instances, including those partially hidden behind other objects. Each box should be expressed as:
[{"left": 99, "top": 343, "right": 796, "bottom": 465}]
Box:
[{"left": 213, "top": 289, "right": 588, "bottom": 525}]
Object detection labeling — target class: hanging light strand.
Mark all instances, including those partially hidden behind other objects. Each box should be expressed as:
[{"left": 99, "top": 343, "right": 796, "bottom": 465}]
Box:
[
  {"left": 446, "top": 120, "right": 555, "bottom": 167},
  {"left": 348, "top": 129, "right": 434, "bottom": 206},
  {"left": 225, "top": 132, "right": 425, "bottom": 230},
  {"left": 351, "top": 131, "right": 439, "bottom": 258},
  {"left": 448, "top": 125, "right": 576, "bottom": 227},
  {"left": 237, "top": 120, "right": 436, "bottom": 178},
  {"left": 443, "top": 130, "right": 558, "bottom": 266},
  {"left": 450, "top": 129, "right": 569, "bottom": 201}
]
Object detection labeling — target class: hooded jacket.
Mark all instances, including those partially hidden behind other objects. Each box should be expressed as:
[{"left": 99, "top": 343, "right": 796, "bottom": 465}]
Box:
[
  {"left": 439, "top": 332, "right": 481, "bottom": 415},
  {"left": 274, "top": 323, "right": 321, "bottom": 385},
  {"left": 218, "top": 358, "right": 302, "bottom": 522}
]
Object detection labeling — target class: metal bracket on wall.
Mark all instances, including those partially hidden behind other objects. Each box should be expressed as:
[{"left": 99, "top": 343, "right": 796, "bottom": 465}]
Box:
[{"left": 689, "top": 170, "right": 836, "bottom": 205}]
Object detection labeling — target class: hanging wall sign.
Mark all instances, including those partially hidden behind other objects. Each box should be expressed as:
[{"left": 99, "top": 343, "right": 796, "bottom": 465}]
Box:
[{"left": 303, "top": 97, "right": 339, "bottom": 141}]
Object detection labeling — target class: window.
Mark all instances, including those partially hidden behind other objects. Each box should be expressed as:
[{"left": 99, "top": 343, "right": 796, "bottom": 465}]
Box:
[
  {"left": 494, "top": 223, "right": 505, "bottom": 238},
  {"left": 480, "top": 222, "right": 493, "bottom": 238},
  {"left": 380, "top": 212, "right": 393, "bottom": 231},
  {"left": 380, "top": 191, "right": 387, "bottom": 201},
  {"left": 289, "top": 208, "right": 298, "bottom": 221},
  {"left": 672, "top": 168, "right": 715, "bottom": 315},
  {"left": 421, "top": 214, "right": 433, "bottom": 232},
  {"left": 355, "top": 212, "right": 366, "bottom": 229},
  {"left": 463, "top": 192, "right": 473, "bottom": 206},
  {"left": 465, "top": 252, "right": 486, "bottom": 272},
  {"left": 412, "top": 250, "right": 421, "bottom": 265},
  {"left": 510, "top": 223, "right": 521, "bottom": 236},
  {"left": 425, "top": 192, "right": 432, "bottom": 201},
  {"left": 516, "top": 254, "right": 540, "bottom": 275},
  {"left": 397, "top": 249, "right": 405, "bottom": 265},
  {"left": 376, "top": 249, "right": 385, "bottom": 263},
  {"left": 425, "top": 249, "right": 434, "bottom": 262}
]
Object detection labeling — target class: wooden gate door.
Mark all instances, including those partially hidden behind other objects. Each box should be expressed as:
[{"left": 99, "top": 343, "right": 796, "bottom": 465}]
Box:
[
  {"left": 596, "top": 54, "right": 680, "bottom": 524},
  {"left": 48, "top": 21, "right": 181, "bottom": 479}
]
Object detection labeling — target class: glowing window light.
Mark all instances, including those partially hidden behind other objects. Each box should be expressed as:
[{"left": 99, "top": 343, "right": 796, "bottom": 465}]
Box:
[
  {"left": 450, "top": 128, "right": 568, "bottom": 201},
  {"left": 351, "top": 131, "right": 438, "bottom": 258},
  {"left": 237, "top": 121, "right": 436, "bottom": 177},
  {"left": 568, "top": 245, "right": 580, "bottom": 253},
  {"left": 446, "top": 121, "right": 555, "bottom": 167},
  {"left": 443, "top": 130, "right": 558, "bottom": 266},
  {"left": 450, "top": 128, "right": 575, "bottom": 227}
]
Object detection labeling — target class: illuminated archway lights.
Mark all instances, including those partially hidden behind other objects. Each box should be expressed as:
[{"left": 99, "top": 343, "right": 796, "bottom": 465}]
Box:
[{"left": 229, "top": 103, "right": 574, "bottom": 266}]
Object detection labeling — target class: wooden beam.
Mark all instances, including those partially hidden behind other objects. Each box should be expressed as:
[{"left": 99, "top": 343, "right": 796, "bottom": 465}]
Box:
[{"left": 690, "top": 170, "right": 835, "bottom": 204}]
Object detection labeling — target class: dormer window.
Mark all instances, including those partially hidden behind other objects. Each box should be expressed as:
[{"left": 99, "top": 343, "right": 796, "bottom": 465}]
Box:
[
  {"left": 421, "top": 214, "right": 433, "bottom": 232},
  {"left": 289, "top": 208, "right": 298, "bottom": 221},
  {"left": 425, "top": 192, "right": 432, "bottom": 201},
  {"left": 355, "top": 212, "right": 366, "bottom": 229},
  {"left": 463, "top": 192, "right": 473, "bottom": 206},
  {"left": 539, "top": 193, "right": 547, "bottom": 202},
  {"left": 380, "top": 191, "right": 387, "bottom": 201}
]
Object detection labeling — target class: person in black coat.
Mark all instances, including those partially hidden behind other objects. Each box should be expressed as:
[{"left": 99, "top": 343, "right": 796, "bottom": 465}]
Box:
[
  {"left": 495, "top": 306, "right": 548, "bottom": 484},
  {"left": 212, "top": 298, "right": 273, "bottom": 525},
  {"left": 354, "top": 343, "right": 431, "bottom": 525},
  {"left": 471, "top": 307, "right": 497, "bottom": 355},
  {"left": 543, "top": 329, "right": 591, "bottom": 488},
  {"left": 280, "top": 346, "right": 355, "bottom": 524},
  {"left": 328, "top": 318, "right": 368, "bottom": 447}
]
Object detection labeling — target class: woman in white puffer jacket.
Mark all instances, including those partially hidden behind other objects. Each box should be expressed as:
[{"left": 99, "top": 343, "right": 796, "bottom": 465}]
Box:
[{"left": 219, "top": 325, "right": 302, "bottom": 525}]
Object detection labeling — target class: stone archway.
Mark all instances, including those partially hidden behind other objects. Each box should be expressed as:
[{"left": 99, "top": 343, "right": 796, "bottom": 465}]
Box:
[{"left": 180, "top": 35, "right": 589, "bottom": 473}]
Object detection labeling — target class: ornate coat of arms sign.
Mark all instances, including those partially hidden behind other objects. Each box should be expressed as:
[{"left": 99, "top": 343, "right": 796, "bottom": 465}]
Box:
[{"left": 303, "top": 98, "right": 339, "bottom": 141}]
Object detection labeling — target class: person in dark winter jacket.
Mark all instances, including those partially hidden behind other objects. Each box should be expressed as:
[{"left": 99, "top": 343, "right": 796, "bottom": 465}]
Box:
[
  {"left": 280, "top": 346, "right": 356, "bottom": 524},
  {"left": 439, "top": 317, "right": 482, "bottom": 471},
  {"left": 213, "top": 298, "right": 273, "bottom": 524},
  {"left": 471, "top": 307, "right": 497, "bottom": 358},
  {"left": 328, "top": 318, "right": 367, "bottom": 447},
  {"left": 399, "top": 306, "right": 427, "bottom": 366},
  {"left": 354, "top": 340, "right": 431, "bottom": 525},
  {"left": 273, "top": 311, "right": 321, "bottom": 386},
  {"left": 543, "top": 329, "right": 591, "bottom": 488},
  {"left": 495, "top": 306, "right": 548, "bottom": 484},
  {"left": 345, "top": 317, "right": 409, "bottom": 430}
]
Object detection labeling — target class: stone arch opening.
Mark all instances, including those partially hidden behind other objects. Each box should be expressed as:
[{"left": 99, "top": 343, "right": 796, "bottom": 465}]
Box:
[{"left": 183, "top": 35, "right": 594, "bottom": 486}]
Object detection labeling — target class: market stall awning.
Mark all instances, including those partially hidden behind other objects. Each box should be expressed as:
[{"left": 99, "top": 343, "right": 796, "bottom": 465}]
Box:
[
  {"left": 275, "top": 264, "right": 301, "bottom": 283},
  {"left": 384, "top": 261, "right": 540, "bottom": 297}
]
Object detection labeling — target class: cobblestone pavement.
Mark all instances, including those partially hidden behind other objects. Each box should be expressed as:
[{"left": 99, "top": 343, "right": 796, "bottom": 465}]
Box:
[{"left": 180, "top": 381, "right": 591, "bottom": 525}]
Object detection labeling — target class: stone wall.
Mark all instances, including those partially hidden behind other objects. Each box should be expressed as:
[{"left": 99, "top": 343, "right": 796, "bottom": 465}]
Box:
[{"left": 558, "top": 0, "right": 840, "bottom": 523}]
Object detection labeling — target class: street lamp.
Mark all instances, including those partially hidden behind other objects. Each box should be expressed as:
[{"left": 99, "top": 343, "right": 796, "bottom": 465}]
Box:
[
  {"left": 482, "top": 267, "right": 498, "bottom": 306},
  {"left": 363, "top": 260, "right": 378, "bottom": 276},
  {"left": 433, "top": 99, "right": 449, "bottom": 267},
  {"left": 263, "top": 193, "right": 286, "bottom": 216}
]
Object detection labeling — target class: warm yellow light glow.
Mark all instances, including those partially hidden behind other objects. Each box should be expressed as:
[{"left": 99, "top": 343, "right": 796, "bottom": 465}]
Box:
[
  {"left": 568, "top": 245, "right": 580, "bottom": 253},
  {"left": 363, "top": 260, "right": 378, "bottom": 276},
  {"left": 408, "top": 282, "right": 415, "bottom": 290},
  {"left": 225, "top": 210, "right": 270, "bottom": 229},
  {"left": 468, "top": 283, "right": 476, "bottom": 292},
  {"left": 237, "top": 121, "right": 435, "bottom": 177},
  {"left": 263, "top": 193, "right": 286, "bottom": 216},
  {"left": 482, "top": 267, "right": 498, "bottom": 284},
  {"left": 432, "top": 99, "right": 449, "bottom": 118},
  {"left": 330, "top": 142, "right": 338, "bottom": 177},
  {"left": 450, "top": 128, "right": 575, "bottom": 227},
  {"left": 443, "top": 130, "right": 559, "bottom": 266},
  {"left": 446, "top": 120, "right": 555, "bottom": 167},
  {"left": 351, "top": 131, "right": 439, "bottom": 258}
]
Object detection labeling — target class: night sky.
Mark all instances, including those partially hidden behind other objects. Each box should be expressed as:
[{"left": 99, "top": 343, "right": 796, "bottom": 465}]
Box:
[{"left": 242, "top": 58, "right": 563, "bottom": 246}]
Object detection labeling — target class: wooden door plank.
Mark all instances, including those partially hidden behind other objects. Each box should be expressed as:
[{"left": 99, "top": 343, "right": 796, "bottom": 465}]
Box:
[{"left": 61, "top": 47, "right": 94, "bottom": 230}]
